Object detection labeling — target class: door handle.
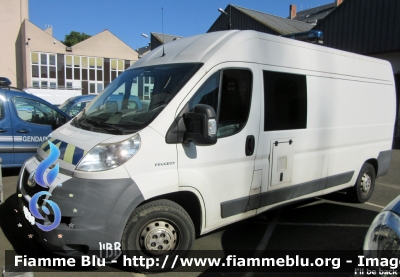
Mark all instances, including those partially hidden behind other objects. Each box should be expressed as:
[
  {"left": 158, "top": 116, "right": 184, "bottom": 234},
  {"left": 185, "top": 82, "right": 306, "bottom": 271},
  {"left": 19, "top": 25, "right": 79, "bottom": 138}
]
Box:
[
  {"left": 245, "top": 135, "right": 255, "bottom": 156},
  {"left": 17, "top": 129, "right": 30, "bottom": 134},
  {"left": 0, "top": 129, "right": 7, "bottom": 133}
]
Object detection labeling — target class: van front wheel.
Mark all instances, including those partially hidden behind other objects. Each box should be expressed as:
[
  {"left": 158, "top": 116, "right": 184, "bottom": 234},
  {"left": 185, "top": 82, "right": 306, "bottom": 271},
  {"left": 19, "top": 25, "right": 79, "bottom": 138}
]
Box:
[
  {"left": 121, "top": 199, "right": 195, "bottom": 272},
  {"left": 348, "top": 163, "right": 376, "bottom": 203}
]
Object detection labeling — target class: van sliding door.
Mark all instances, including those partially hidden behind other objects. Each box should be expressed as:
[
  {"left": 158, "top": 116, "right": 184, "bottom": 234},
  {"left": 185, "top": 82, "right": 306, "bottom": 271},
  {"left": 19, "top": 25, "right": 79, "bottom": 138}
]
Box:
[{"left": 256, "top": 70, "right": 325, "bottom": 211}]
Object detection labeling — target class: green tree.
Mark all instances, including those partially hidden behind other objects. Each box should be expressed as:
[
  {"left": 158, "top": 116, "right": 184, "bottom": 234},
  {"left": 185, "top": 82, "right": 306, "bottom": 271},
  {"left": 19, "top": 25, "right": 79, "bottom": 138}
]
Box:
[{"left": 61, "top": 31, "right": 91, "bottom": 46}]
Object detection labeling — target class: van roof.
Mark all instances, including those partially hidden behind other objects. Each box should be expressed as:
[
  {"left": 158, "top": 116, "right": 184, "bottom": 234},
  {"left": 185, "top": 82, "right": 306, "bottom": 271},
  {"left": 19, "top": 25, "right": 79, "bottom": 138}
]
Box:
[{"left": 131, "top": 30, "right": 393, "bottom": 83}]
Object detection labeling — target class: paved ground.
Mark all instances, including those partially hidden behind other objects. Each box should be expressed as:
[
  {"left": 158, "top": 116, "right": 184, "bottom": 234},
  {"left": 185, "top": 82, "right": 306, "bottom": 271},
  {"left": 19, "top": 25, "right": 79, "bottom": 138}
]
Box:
[{"left": 1, "top": 150, "right": 400, "bottom": 277}]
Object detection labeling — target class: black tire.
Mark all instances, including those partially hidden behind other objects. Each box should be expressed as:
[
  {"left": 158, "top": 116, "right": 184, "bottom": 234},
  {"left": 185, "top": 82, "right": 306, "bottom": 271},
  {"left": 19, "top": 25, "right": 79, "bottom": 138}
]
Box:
[
  {"left": 348, "top": 163, "right": 376, "bottom": 203},
  {"left": 121, "top": 199, "right": 195, "bottom": 272}
]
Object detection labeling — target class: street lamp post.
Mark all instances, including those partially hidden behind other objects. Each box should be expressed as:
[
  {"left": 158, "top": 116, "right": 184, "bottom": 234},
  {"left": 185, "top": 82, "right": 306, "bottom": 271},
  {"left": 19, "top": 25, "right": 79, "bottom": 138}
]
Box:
[
  {"left": 218, "top": 7, "right": 231, "bottom": 30},
  {"left": 141, "top": 33, "right": 151, "bottom": 51}
]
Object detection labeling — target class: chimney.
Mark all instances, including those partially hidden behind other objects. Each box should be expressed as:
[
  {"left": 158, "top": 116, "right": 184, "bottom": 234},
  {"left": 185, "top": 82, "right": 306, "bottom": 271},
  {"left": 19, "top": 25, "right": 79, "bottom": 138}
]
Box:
[
  {"left": 44, "top": 26, "right": 53, "bottom": 36},
  {"left": 289, "top": 4, "right": 297, "bottom": 19},
  {"left": 336, "top": 0, "right": 343, "bottom": 6}
]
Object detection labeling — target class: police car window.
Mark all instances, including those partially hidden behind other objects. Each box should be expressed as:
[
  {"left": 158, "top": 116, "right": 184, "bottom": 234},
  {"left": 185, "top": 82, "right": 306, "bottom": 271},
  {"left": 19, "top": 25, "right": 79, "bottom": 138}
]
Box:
[
  {"left": 0, "top": 99, "right": 4, "bottom": 121},
  {"left": 128, "top": 100, "right": 138, "bottom": 109},
  {"left": 106, "top": 101, "right": 118, "bottom": 112},
  {"left": 68, "top": 101, "right": 89, "bottom": 117},
  {"left": 12, "top": 97, "right": 65, "bottom": 126}
]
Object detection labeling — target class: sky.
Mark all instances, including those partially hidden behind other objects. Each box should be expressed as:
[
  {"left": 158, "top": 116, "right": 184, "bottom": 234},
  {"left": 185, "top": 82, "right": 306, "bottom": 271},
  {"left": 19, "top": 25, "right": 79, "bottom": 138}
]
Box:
[{"left": 29, "top": 0, "right": 333, "bottom": 51}]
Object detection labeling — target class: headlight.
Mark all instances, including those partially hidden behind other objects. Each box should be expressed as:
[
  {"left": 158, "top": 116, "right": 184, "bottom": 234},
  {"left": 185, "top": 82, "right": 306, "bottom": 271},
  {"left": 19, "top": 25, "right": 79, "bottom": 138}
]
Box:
[
  {"left": 364, "top": 211, "right": 400, "bottom": 261},
  {"left": 76, "top": 134, "right": 141, "bottom": 172}
]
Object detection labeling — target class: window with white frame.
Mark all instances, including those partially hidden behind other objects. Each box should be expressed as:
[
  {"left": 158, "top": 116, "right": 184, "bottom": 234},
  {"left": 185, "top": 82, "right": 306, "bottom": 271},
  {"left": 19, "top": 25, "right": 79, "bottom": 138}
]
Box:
[
  {"left": 110, "top": 59, "right": 125, "bottom": 81},
  {"left": 31, "top": 52, "right": 57, "bottom": 88},
  {"left": 66, "top": 55, "right": 104, "bottom": 93},
  {"left": 89, "top": 81, "right": 104, "bottom": 94}
]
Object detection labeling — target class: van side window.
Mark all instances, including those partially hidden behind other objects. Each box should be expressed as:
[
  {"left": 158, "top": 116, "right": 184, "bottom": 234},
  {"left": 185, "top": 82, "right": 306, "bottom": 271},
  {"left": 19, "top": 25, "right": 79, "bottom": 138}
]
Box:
[
  {"left": 263, "top": 71, "right": 307, "bottom": 131},
  {"left": 218, "top": 70, "right": 252, "bottom": 137},
  {"left": 188, "top": 71, "right": 220, "bottom": 113},
  {"left": 189, "top": 69, "right": 252, "bottom": 138}
]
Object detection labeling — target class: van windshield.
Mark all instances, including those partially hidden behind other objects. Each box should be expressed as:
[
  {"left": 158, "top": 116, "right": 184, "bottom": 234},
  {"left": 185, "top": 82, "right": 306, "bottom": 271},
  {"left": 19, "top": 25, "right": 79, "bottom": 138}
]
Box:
[{"left": 72, "top": 63, "right": 203, "bottom": 135}]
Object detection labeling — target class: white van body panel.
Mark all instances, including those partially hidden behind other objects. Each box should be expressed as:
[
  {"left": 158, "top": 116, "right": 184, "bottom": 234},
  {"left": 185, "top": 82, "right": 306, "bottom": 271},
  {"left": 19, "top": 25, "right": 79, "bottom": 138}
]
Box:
[
  {"left": 18, "top": 30, "right": 395, "bottom": 249},
  {"left": 122, "top": 126, "right": 179, "bottom": 199},
  {"left": 141, "top": 30, "right": 393, "bottom": 138}
]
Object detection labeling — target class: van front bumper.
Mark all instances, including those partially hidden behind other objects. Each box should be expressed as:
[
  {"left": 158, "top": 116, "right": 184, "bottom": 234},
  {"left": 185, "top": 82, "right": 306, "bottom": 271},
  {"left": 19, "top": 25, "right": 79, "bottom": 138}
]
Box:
[{"left": 17, "top": 157, "right": 144, "bottom": 257}]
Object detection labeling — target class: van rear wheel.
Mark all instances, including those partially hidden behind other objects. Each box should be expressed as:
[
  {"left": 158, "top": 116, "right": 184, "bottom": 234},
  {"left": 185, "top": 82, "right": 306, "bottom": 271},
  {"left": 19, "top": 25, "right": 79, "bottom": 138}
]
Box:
[
  {"left": 348, "top": 163, "right": 376, "bottom": 203},
  {"left": 121, "top": 199, "right": 195, "bottom": 272}
]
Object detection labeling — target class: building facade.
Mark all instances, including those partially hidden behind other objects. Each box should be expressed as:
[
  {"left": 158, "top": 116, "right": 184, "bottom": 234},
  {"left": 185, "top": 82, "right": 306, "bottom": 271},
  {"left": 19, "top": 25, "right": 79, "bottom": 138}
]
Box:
[
  {"left": 150, "top": 32, "right": 183, "bottom": 51},
  {"left": 0, "top": 0, "right": 29, "bottom": 88},
  {"left": 289, "top": 0, "right": 343, "bottom": 24},
  {"left": 1, "top": 0, "right": 139, "bottom": 95},
  {"left": 208, "top": 4, "right": 313, "bottom": 35}
]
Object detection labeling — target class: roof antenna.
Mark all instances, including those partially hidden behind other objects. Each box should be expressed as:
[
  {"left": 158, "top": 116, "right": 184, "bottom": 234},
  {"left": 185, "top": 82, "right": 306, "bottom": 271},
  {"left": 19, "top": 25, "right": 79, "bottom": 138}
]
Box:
[{"left": 161, "top": 7, "right": 166, "bottom": 57}]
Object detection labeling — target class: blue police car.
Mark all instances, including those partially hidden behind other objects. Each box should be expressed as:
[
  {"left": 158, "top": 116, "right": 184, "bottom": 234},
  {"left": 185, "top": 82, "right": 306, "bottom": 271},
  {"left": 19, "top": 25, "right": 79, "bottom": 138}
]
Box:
[{"left": 0, "top": 87, "right": 71, "bottom": 168}]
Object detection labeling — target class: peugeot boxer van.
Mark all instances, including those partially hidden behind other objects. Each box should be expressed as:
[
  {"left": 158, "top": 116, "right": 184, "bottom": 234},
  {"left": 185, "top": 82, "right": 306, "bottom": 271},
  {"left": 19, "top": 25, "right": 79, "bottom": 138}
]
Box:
[{"left": 17, "top": 30, "right": 396, "bottom": 271}]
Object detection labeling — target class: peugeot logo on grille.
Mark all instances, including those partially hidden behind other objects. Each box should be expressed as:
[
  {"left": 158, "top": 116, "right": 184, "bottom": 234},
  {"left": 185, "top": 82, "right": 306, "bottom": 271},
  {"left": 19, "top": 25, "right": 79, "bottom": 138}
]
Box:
[{"left": 27, "top": 170, "right": 36, "bottom": 187}]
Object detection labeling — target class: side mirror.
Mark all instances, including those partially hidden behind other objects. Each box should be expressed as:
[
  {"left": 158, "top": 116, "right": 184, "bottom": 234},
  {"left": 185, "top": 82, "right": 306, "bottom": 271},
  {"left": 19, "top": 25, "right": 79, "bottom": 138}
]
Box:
[
  {"left": 183, "top": 104, "right": 217, "bottom": 146},
  {"left": 52, "top": 116, "right": 66, "bottom": 130}
]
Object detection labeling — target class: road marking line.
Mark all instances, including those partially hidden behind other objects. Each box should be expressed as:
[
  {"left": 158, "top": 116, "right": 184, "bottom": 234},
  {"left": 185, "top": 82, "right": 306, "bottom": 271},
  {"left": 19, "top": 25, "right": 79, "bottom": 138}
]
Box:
[
  {"left": 364, "top": 202, "right": 385, "bottom": 209},
  {"left": 376, "top": 182, "right": 400, "bottom": 190},
  {"left": 244, "top": 209, "right": 281, "bottom": 277},
  {"left": 315, "top": 197, "right": 385, "bottom": 210},
  {"left": 277, "top": 222, "right": 370, "bottom": 228},
  {"left": 131, "top": 273, "right": 146, "bottom": 277},
  {"left": 256, "top": 210, "right": 281, "bottom": 252}
]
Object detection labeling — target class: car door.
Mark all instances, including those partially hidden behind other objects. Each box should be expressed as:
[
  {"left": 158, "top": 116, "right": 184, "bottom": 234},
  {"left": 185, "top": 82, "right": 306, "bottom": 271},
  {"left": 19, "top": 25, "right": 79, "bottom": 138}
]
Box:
[
  {"left": 10, "top": 96, "right": 67, "bottom": 165},
  {"left": 177, "top": 64, "right": 262, "bottom": 230},
  {"left": 0, "top": 92, "right": 14, "bottom": 166}
]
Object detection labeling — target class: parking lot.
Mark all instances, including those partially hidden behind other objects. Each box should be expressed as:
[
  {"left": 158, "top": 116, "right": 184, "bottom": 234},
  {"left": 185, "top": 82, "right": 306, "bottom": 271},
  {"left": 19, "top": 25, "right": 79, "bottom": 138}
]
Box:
[{"left": 1, "top": 150, "right": 400, "bottom": 277}]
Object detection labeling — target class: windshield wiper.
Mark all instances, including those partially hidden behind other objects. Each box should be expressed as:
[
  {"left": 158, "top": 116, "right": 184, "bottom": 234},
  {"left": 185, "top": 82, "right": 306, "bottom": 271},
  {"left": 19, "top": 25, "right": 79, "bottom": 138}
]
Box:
[
  {"left": 87, "top": 119, "right": 126, "bottom": 135},
  {"left": 75, "top": 116, "right": 94, "bottom": 130}
]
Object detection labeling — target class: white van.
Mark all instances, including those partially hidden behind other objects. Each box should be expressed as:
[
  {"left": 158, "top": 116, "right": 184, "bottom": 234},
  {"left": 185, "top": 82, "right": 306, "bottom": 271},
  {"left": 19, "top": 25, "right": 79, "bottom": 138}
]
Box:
[{"left": 17, "top": 30, "right": 396, "bottom": 270}]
